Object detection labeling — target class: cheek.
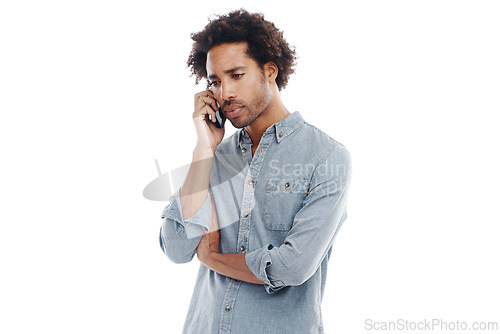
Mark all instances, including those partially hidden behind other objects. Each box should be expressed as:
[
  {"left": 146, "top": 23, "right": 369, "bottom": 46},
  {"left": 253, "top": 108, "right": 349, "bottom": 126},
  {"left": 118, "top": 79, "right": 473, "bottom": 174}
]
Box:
[{"left": 211, "top": 88, "right": 223, "bottom": 104}]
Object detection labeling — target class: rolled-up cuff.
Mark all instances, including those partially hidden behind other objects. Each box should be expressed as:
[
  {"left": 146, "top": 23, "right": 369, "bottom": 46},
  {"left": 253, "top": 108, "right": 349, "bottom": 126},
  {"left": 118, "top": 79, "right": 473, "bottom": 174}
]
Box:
[
  {"left": 161, "top": 189, "right": 211, "bottom": 239},
  {"left": 245, "top": 244, "right": 286, "bottom": 294}
]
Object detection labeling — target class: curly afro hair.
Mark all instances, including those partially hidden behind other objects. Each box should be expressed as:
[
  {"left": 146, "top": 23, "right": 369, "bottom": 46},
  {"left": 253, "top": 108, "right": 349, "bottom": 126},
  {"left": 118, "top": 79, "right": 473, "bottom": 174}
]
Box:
[{"left": 187, "top": 8, "right": 297, "bottom": 91}]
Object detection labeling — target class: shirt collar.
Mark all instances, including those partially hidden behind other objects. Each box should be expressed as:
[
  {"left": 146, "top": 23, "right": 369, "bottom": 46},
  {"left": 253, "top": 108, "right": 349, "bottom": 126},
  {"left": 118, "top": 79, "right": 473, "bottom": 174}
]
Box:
[{"left": 237, "top": 111, "right": 305, "bottom": 147}]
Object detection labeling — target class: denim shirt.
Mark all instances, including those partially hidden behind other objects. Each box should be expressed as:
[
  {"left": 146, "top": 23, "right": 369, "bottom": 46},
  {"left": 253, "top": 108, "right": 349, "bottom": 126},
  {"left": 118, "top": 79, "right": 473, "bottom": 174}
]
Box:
[{"left": 159, "top": 111, "right": 351, "bottom": 333}]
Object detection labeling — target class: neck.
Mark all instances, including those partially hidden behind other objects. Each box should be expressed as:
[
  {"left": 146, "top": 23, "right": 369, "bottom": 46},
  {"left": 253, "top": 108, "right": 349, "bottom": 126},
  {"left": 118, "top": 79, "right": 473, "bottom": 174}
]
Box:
[{"left": 244, "top": 90, "right": 290, "bottom": 150}]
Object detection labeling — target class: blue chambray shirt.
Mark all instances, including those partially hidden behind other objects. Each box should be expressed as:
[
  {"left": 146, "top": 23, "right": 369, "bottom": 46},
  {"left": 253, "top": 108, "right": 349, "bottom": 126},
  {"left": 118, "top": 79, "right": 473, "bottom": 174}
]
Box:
[{"left": 159, "top": 111, "right": 351, "bottom": 333}]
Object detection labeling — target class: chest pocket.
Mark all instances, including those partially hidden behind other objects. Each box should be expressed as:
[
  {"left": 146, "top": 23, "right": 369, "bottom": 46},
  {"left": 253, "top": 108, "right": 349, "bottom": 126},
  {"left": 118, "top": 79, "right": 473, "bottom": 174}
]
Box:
[{"left": 263, "top": 178, "right": 309, "bottom": 231}]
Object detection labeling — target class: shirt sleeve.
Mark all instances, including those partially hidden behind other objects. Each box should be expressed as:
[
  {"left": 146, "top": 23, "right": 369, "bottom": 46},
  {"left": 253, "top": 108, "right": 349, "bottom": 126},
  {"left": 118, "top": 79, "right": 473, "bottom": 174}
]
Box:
[
  {"left": 159, "top": 188, "right": 212, "bottom": 264},
  {"left": 245, "top": 143, "right": 352, "bottom": 294}
]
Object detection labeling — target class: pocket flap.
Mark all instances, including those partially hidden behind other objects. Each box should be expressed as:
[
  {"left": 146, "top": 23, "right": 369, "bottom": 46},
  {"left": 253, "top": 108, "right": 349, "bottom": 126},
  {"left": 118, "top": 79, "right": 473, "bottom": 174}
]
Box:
[{"left": 266, "top": 178, "right": 309, "bottom": 193}]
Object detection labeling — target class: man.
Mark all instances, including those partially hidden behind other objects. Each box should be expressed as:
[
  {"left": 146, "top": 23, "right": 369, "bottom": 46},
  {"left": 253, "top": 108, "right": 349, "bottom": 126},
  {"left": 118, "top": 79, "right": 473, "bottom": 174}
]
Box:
[{"left": 159, "top": 9, "right": 351, "bottom": 333}]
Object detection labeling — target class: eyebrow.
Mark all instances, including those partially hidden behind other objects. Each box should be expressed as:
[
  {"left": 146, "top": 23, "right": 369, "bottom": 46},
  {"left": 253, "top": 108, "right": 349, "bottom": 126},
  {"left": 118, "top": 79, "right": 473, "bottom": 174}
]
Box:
[{"left": 208, "top": 66, "right": 247, "bottom": 79}]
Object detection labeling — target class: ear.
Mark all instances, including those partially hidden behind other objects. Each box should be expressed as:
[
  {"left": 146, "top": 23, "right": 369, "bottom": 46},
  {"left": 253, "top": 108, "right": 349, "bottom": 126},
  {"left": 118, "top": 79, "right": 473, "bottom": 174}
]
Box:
[{"left": 263, "top": 61, "right": 279, "bottom": 83}]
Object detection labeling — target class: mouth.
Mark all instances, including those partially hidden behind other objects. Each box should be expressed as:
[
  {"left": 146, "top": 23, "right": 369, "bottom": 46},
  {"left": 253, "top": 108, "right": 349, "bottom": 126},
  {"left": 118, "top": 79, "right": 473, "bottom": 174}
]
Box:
[{"left": 225, "top": 106, "right": 244, "bottom": 118}]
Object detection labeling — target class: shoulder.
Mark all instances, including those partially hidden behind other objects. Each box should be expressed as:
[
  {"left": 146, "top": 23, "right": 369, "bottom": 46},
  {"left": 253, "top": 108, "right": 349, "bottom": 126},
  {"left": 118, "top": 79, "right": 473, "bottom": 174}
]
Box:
[
  {"left": 297, "top": 121, "right": 351, "bottom": 167},
  {"left": 302, "top": 122, "right": 345, "bottom": 147}
]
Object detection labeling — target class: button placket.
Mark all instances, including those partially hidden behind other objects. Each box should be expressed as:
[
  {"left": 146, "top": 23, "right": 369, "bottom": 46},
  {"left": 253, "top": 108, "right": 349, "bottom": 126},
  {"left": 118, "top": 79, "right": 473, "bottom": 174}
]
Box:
[
  {"left": 219, "top": 279, "right": 241, "bottom": 333},
  {"left": 235, "top": 131, "right": 272, "bottom": 285}
]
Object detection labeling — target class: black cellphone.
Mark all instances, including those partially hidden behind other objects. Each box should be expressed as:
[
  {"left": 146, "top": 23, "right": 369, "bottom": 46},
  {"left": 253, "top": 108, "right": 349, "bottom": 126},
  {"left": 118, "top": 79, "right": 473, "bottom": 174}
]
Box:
[{"left": 213, "top": 100, "right": 225, "bottom": 128}]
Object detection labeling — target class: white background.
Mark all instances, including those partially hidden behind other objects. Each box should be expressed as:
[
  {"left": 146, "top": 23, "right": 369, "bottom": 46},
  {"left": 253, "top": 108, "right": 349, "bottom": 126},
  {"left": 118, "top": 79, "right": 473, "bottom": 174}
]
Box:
[{"left": 1, "top": 0, "right": 499, "bottom": 333}]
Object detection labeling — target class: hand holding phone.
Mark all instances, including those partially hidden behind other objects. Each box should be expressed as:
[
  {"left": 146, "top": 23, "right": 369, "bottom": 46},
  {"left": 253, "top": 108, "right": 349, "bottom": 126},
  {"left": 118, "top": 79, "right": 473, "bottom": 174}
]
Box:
[{"left": 193, "top": 90, "right": 226, "bottom": 150}]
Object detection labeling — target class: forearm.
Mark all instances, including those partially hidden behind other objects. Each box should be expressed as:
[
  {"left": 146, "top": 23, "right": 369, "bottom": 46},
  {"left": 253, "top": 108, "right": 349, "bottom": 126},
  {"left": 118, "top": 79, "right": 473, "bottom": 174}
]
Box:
[
  {"left": 180, "top": 147, "right": 215, "bottom": 220},
  {"left": 203, "top": 252, "right": 265, "bottom": 285}
]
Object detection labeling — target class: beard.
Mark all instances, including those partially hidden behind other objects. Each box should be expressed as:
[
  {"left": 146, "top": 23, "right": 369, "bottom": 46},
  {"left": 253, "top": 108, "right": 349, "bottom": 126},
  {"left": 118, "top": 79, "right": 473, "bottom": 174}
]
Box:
[{"left": 225, "top": 75, "right": 272, "bottom": 129}]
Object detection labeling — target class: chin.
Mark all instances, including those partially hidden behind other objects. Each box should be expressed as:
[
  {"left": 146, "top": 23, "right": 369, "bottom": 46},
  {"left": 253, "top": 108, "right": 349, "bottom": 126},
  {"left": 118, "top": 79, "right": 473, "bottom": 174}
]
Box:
[
  {"left": 233, "top": 112, "right": 261, "bottom": 129},
  {"left": 230, "top": 120, "right": 246, "bottom": 129},
  {"left": 229, "top": 117, "right": 249, "bottom": 129}
]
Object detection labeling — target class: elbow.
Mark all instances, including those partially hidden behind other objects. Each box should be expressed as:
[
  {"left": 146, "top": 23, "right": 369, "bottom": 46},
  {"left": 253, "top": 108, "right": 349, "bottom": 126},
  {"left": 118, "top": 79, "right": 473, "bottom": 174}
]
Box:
[
  {"left": 261, "top": 267, "right": 313, "bottom": 294},
  {"left": 273, "top": 259, "right": 317, "bottom": 287},
  {"left": 260, "top": 247, "right": 318, "bottom": 288},
  {"left": 283, "top": 267, "right": 315, "bottom": 286},
  {"left": 165, "top": 248, "right": 195, "bottom": 264},
  {"left": 159, "top": 225, "right": 198, "bottom": 264}
]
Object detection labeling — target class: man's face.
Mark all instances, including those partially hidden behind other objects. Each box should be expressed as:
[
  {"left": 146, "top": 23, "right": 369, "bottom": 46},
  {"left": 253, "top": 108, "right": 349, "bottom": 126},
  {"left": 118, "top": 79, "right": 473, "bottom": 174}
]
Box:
[{"left": 206, "top": 42, "right": 273, "bottom": 129}]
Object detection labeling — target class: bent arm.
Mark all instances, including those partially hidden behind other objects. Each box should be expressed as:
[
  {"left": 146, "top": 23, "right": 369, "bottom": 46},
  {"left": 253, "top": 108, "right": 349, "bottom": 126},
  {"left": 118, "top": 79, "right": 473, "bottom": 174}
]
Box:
[
  {"left": 246, "top": 144, "right": 352, "bottom": 293},
  {"left": 202, "top": 252, "right": 265, "bottom": 285},
  {"left": 196, "top": 144, "right": 352, "bottom": 291},
  {"left": 159, "top": 147, "right": 215, "bottom": 264},
  {"left": 159, "top": 189, "right": 211, "bottom": 263}
]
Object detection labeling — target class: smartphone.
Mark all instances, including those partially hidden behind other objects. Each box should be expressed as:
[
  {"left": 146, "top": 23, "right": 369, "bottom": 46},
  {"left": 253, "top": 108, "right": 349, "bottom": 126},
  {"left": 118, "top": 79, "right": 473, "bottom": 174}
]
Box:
[{"left": 213, "top": 100, "right": 225, "bottom": 128}]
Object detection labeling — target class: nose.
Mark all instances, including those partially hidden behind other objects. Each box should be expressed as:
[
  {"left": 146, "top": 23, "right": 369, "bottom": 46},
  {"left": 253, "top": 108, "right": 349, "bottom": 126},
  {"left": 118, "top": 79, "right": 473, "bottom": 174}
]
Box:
[{"left": 220, "top": 80, "right": 236, "bottom": 102}]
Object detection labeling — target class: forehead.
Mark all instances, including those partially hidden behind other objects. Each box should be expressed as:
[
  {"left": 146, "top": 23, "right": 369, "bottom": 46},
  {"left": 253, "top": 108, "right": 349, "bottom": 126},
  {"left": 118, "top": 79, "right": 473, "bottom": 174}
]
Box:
[{"left": 206, "top": 42, "right": 256, "bottom": 75}]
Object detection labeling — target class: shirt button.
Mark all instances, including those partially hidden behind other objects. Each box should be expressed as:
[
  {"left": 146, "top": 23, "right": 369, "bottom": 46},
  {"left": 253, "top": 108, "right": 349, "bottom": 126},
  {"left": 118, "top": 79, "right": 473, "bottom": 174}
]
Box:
[
  {"left": 279, "top": 131, "right": 283, "bottom": 138},
  {"left": 244, "top": 211, "right": 249, "bottom": 218},
  {"left": 242, "top": 147, "right": 246, "bottom": 153},
  {"left": 241, "top": 129, "right": 246, "bottom": 136},
  {"left": 240, "top": 245, "right": 246, "bottom": 252},
  {"left": 226, "top": 306, "right": 231, "bottom": 312},
  {"left": 248, "top": 179, "right": 254, "bottom": 186},
  {"left": 284, "top": 182, "right": 290, "bottom": 188}
]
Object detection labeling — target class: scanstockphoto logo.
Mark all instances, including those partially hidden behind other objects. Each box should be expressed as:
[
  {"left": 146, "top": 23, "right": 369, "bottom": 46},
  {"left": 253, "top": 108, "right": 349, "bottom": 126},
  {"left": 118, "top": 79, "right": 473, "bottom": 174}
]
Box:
[
  {"left": 364, "top": 318, "right": 499, "bottom": 332},
  {"left": 142, "top": 159, "right": 179, "bottom": 202},
  {"left": 143, "top": 156, "right": 351, "bottom": 202},
  {"left": 142, "top": 154, "right": 247, "bottom": 201},
  {"left": 268, "top": 158, "right": 350, "bottom": 179}
]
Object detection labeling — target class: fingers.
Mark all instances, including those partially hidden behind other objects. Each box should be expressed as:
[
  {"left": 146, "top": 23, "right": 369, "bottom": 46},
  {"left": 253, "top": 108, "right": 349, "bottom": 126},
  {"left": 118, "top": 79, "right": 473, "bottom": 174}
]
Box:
[
  {"left": 194, "top": 90, "right": 220, "bottom": 123},
  {"left": 202, "top": 105, "right": 217, "bottom": 125},
  {"left": 193, "top": 93, "right": 217, "bottom": 125},
  {"left": 197, "top": 97, "right": 219, "bottom": 114}
]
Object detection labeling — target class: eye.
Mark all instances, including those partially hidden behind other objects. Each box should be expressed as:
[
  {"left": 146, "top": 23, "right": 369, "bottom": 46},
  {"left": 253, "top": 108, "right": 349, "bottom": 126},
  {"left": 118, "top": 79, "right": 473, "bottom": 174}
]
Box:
[
  {"left": 208, "top": 80, "right": 220, "bottom": 87},
  {"left": 232, "top": 73, "right": 244, "bottom": 79}
]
